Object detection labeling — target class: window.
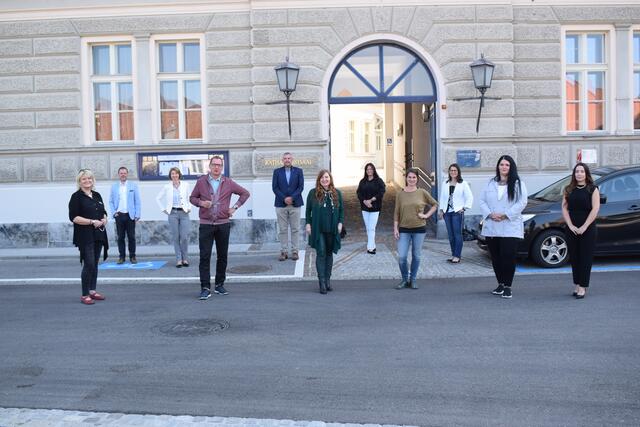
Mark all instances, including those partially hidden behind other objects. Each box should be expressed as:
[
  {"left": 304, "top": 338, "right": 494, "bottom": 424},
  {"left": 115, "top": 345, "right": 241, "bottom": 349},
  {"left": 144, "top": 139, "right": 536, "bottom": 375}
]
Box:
[
  {"left": 564, "top": 32, "right": 608, "bottom": 132},
  {"left": 348, "top": 120, "right": 356, "bottom": 153},
  {"left": 599, "top": 173, "right": 640, "bottom": 203},
  {"left": 156, "top": 40, "right": 203, "bottom": 140},
  {"left": 634, "top": 32, "right": 640, "bottom": 130},
  {"left": 90, "top": 43, "right": 134, "bottom": 141},
  {"left": 363, "top": 122, "right": 371, "bottom": 152},
  {"left": 374, "top": 115, "right": 383, "bottom": 151}
]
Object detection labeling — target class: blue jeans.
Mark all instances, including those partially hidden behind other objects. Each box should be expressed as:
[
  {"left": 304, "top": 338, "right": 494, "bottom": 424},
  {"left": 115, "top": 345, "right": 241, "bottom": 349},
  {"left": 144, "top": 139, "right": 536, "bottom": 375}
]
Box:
[
  {"left": 444, "top": 211, "right": 464, "bottom": 258},
  {"left": 397, "top": 231, "right": 426, "bottom": 282}
]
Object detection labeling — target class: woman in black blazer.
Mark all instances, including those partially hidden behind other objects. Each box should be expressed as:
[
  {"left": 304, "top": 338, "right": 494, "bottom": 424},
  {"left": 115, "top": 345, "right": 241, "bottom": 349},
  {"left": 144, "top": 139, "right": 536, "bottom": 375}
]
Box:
[
  {"left": 68, "top": 169, "right": 109, "bottom": 305},
  {"left": 356, "top": 163, "right": 386, "bottom": 254}
]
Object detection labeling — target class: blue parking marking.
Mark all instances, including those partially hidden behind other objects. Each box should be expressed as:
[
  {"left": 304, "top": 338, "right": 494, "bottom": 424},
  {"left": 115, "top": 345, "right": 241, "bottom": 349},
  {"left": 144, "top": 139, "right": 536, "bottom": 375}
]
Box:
[
  {"left": 100, "top": 261, "right": 166, "bottom": 270},
  {"left": 516, "top": 264, "right": 640, "bottom": 274}
]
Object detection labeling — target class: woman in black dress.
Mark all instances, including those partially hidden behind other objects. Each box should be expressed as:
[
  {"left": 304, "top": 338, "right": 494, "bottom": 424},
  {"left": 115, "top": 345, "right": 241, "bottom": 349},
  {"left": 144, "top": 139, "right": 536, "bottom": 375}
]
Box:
[
  {"left": 356, "top": 163, "right": 385, "bottom": 254},
  {"left": 68, "top": 169, "right": 109, "bottom": 305},
  {"left": 562, "top": 162, "right": 600, "bottom": 299}
]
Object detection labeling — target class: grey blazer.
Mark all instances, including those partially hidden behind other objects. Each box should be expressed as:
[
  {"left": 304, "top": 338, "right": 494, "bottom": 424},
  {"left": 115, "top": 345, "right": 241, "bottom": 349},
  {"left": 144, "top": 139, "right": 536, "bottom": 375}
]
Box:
[{"left": 479, "top": 178, "right": 528, "bottom": 238}]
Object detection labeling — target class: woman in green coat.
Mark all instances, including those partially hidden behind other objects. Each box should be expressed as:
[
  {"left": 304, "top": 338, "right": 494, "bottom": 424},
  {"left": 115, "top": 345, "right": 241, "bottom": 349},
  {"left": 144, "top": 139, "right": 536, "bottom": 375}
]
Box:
[{"left": 305, "top": 169, "right": 344, "bottom": 294}]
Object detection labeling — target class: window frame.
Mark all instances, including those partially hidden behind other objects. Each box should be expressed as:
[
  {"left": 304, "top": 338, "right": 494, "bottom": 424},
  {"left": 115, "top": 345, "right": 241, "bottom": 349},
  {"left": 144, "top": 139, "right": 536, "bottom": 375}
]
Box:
[
  {"left": 561, "top": 26, "right": 616, "bottom": 135},
  {"left": 81, "top": 36, "right": 136, "bottom": 145},
  {"left": 150, "top": 34, "right": 206, "bottom": 144}
]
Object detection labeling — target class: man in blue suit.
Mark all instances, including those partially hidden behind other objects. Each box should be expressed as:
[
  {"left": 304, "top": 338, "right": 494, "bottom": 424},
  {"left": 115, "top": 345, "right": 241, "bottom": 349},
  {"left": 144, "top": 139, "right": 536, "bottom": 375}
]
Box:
[
  {"left": 272, "top": 152, "right": 304, "bottom": 261},
  {"left": 109, "top": 166, "right": 142, "bottom": 264}
]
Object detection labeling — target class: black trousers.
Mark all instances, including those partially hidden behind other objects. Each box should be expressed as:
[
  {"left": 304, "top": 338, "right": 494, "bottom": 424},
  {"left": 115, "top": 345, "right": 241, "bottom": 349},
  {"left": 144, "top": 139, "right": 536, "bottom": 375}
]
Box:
[
  {"left": 566, "top": 225, "right": 596, "bottom": 287},
  {"left": 486, "top": 236, "right": 519, "bottom": 287},
  {"left": 115, "top": 213, "right": 136, "bottom": 258},
  {"left": 315, "top": 232, "right": 334, "bottom": 280},
  {"left": 80, "top": 241, "right": 103, "bottom": 296},
  {"left": 198, "top": 223, "right": 230, "bottom": 289}
]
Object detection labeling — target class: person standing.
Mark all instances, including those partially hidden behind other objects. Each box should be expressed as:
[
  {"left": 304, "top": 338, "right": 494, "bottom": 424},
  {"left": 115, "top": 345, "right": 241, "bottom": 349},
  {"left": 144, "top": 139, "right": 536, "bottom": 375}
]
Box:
[
  {"left": 356, "top": 163, "right": 386, "bottom": 254},
  {"left": 190, "top": 156, "right": 250, "bottom": 300},
  {"left": 109, "top": 166, "right": 141, "bottom": 264},
  {"left": 393, "top": 168, "right": 438, "bottom": 290},
  {"left": 156, "top": 167, "right": 192, "bottom": 268},
  {"left": 69, "top": 169, "right": 109, "bottom": 305},
  {"left": 272, "top": 152, "right": 304, "bottom": 261},
  {"left": 305, "top": 170, "right": 344, "bottom": 294},
  {"left": 479, "top": 155, "right": 528, "bottom": 299},
  {"left": 562, "top": 162, "right": 600, "bottom": 299},
  {"left": 438, "top": 163, "right": 473, "bottom": 263}
]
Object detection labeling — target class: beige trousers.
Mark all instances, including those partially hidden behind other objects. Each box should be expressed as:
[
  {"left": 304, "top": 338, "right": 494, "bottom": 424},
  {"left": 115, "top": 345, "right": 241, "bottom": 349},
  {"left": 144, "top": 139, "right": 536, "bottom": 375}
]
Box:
[{"left": 276, "top": 205, "right": 301, "bottom": 252}]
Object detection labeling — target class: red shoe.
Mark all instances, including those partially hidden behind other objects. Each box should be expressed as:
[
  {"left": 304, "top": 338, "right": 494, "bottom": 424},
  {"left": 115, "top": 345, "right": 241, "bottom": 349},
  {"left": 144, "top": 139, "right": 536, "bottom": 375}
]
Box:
[
  {"left": 81, "top": 296, "right": 95, "bottom": 305},
  {"left": 89, "top": 291, "right": 105, "bottom": 301}
]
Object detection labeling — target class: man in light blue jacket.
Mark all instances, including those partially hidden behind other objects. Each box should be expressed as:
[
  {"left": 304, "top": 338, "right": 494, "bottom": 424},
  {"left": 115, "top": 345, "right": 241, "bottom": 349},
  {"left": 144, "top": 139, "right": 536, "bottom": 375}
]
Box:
[{"left": 109, "top": 167, "right": 141, "bottom": 264}]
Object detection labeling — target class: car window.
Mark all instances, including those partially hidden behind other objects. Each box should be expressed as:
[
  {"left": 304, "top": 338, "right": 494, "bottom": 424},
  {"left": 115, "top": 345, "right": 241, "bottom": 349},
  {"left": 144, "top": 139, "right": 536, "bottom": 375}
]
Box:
[
  {"left": 533, "top": 176, "right": 572, "bottom": 202},
  {"left": 600, "top": 172, "right": 640, "bottom": 203}
]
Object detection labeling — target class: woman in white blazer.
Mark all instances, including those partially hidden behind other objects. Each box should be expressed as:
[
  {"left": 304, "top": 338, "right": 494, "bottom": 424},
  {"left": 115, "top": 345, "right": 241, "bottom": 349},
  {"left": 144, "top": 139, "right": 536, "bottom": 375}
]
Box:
[
  {"left": 438, "top": 163, "right": 473, "bottom": 263},
  {"left": 156, "top": 167, "right": 192, "bottom": 267},
  {"left": 479, "top": 155, "right": 528, "bottom": 299}
]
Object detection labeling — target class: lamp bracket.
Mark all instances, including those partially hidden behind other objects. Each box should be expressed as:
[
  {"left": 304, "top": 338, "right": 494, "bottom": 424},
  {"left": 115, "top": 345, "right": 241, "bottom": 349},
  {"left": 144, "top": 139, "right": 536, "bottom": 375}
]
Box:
[
  {"left": 452, "top": 96, "right": 501, "bottom": 102},
  {"left": 265, "top": 100, "right": 314, "bottom": 105}
]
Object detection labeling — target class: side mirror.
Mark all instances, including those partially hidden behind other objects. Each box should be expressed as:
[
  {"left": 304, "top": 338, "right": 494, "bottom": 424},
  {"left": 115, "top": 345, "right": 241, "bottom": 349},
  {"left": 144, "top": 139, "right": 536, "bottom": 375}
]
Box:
[{"left": 600, "top": 194, "right": 607, "bottom": 204}]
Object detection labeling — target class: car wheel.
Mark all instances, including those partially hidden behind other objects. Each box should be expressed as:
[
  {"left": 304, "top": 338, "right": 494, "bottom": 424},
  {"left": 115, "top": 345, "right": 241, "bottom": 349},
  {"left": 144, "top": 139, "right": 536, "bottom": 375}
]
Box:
[{"left": 530, "top": 229, "right": 569, "bottom": 268}]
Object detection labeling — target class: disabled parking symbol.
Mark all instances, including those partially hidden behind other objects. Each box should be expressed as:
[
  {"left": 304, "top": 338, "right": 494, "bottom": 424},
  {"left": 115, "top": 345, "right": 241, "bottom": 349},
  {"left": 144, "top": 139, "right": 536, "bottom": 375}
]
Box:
[{"left": 100, "top": 261, "right": 166, "bottom": 270}]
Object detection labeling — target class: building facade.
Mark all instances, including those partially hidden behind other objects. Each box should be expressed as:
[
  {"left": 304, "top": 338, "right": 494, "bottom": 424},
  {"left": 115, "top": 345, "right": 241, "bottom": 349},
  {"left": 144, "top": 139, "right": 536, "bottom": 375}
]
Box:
[{"left": 0, "top": 0, "right": 639, "bottom": 247}]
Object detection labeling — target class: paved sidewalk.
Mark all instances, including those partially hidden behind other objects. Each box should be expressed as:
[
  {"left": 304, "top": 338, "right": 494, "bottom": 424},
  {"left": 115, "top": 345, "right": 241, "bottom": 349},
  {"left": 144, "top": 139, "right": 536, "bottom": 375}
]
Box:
[
  {"left": 0, "top": 239, "right": 494, "bottom": 285},
  {"left": 0, "top": 408, "right": 418, "bottom": 427}
]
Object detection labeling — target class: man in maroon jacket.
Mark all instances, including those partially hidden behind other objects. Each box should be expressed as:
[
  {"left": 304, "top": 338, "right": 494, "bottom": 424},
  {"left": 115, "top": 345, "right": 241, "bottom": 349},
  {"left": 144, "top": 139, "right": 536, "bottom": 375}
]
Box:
[{"left": 190, "top": 156, "right": 250, "bottom": 300}]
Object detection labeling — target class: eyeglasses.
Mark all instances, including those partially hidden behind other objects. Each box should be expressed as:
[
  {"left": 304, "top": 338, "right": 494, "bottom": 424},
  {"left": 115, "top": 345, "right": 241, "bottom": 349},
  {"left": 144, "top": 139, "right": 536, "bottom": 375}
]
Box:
[
  {"left": 78, "top": 168, "right": 92, "bottom": 173},
  {"left": 211, "top": 163, "right": 223, "bottom": 167}
]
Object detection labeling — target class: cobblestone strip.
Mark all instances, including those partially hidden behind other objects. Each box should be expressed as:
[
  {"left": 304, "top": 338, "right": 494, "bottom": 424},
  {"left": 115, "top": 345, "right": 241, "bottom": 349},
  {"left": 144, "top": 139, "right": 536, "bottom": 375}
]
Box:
[{"left": 0, "top": 408, "right": 418, "bottom": 427}]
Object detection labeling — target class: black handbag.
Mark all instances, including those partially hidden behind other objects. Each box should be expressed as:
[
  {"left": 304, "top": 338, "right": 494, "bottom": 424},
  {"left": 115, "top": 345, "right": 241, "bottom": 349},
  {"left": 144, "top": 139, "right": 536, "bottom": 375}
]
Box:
[{"left": 340, "top": 225, "right": 347, "bottom": 238}]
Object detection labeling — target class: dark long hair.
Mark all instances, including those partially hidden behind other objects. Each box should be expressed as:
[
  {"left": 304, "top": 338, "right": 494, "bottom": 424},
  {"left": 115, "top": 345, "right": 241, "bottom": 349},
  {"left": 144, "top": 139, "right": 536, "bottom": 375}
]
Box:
[
  {"left": 446, "top": 163, "right": 463, "bottom": 183},
  {"left": 361, "top": 163, "right": 380, "bottom": 182},
  {"left": 564, "top": 162, "right": 595, "bottom": 198},
  {"left": 494, "top": 155, "right": 521, "bottom": 202},
  {"left": 314, "top": 169, "right": 338, "bottom": 203}
]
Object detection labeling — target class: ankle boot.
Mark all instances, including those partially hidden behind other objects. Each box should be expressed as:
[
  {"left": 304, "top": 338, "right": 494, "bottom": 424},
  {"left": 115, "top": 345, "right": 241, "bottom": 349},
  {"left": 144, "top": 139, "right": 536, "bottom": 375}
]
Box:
[
  {"left": 325, "top": 278, "right": 333, "bottom": 292},
  {"left": 318, "top": 279, "right": 327, "bottom": 294}
]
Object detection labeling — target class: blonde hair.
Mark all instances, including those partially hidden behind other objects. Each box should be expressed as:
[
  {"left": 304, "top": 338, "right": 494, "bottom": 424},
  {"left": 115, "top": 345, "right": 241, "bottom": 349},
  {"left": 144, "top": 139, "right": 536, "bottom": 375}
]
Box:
[{"left": 76, "top": 169, "right": 95, "bottom": 190}]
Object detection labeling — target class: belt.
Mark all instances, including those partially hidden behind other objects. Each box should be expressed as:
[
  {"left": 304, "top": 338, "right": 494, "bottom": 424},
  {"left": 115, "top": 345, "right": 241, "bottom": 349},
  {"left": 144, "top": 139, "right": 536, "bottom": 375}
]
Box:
[{"left": 172, "top": 207, "right": 183, "bottom": 211}]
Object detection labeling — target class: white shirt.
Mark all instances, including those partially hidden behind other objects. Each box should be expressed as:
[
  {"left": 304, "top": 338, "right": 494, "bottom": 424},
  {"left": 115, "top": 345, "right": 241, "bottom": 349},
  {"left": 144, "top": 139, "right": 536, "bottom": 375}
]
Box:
[
  {"left": 438, "top": 180, "right": 473, "bottom": 213},
  {"left": 497, "top": 184, "right": 507, "bottom": 201},
  {"left": 117, "top": 182, "right": 128, "bottom": 213}
]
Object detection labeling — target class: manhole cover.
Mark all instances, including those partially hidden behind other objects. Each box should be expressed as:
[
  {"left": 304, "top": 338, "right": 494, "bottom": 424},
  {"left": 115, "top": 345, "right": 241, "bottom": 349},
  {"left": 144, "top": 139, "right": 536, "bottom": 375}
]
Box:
[
  {"left": 153, "top": 319, "right": 229, "bottom": 337},
  {"left": 228, "top": 264, "right": 271, "bottom": 274}
]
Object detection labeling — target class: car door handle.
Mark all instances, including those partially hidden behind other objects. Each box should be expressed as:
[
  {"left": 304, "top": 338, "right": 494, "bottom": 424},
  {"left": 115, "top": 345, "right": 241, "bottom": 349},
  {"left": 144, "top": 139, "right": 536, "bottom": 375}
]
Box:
[{"left": 629, "top": 205, "right": 640, "bottom": 211}]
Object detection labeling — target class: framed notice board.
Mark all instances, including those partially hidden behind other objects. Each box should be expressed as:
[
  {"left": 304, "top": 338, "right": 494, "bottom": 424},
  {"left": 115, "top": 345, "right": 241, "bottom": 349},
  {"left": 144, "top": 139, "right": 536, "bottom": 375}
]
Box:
[{"left": 137, "top": 151, "right": 229, "bottom": 181}]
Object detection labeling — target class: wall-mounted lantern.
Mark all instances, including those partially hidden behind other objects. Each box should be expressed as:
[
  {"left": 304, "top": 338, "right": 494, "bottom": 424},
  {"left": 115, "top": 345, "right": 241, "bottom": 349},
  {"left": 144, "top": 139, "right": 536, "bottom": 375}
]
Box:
[
  {"left": 453, "top": 54, "right": 501, "bottom": 133},
  {"left": 266, "top": 57, "right": 311, "bottom": 139}
]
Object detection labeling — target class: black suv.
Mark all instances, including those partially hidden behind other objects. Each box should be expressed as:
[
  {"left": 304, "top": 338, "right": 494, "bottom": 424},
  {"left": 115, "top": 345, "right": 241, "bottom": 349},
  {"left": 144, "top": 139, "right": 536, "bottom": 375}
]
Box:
[{"left": 477, "top": 165, "right": 640, "bottom": 268}]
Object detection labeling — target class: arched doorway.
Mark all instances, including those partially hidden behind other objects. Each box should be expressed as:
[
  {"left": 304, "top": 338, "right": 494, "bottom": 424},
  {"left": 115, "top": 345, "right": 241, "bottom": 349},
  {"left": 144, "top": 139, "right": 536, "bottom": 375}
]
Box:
[{"left": 327, "top": 42, "right": 439, "bottom": 235}]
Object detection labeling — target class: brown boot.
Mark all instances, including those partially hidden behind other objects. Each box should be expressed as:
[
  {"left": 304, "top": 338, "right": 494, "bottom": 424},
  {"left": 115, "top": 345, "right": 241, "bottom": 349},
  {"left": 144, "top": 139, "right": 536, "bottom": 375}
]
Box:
[
  {"left": 278, "top": 251, "right": 288, "bottom": 261},
  {"left": 291, "top": 250, "right": 299, "bottom": 261}
]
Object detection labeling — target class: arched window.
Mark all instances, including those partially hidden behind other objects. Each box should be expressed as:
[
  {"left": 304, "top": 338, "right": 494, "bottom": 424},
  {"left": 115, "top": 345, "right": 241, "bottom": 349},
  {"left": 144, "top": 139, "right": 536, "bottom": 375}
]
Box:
[{"left": 329, "top": 43, "right": 437, "bottom": 104}]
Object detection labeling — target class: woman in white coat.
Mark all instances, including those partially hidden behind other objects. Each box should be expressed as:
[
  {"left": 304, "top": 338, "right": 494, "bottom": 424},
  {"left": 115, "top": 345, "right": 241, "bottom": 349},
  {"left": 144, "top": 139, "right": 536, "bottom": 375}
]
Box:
[
  {"left": 156, "top": 167, "right": 192, "bottom": 267},
  {"left": 438, "top": 163, "right": 473, "bottom": 263},
  {"left": 479, "top": 155, "right": 528, "bottom": 299}
]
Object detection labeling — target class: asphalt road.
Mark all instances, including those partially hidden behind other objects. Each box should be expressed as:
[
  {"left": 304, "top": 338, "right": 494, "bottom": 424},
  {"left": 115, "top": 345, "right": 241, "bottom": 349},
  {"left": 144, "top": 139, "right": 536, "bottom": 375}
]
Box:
[{"left": 1, "top": 272, "right": 639, "bottom": 426}]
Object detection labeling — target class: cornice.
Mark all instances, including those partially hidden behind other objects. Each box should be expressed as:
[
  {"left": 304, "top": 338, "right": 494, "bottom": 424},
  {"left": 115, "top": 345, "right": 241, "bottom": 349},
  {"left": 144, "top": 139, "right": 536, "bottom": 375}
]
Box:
[{"left": 1, "top": 0, "right": 638, "bottom": 22}]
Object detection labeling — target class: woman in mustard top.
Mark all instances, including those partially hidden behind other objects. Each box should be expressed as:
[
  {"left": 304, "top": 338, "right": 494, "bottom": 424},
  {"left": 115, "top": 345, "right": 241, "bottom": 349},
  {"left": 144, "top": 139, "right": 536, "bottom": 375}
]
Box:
[{"left": 393, "top": 168, "right": 438, "bottom": 290}]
